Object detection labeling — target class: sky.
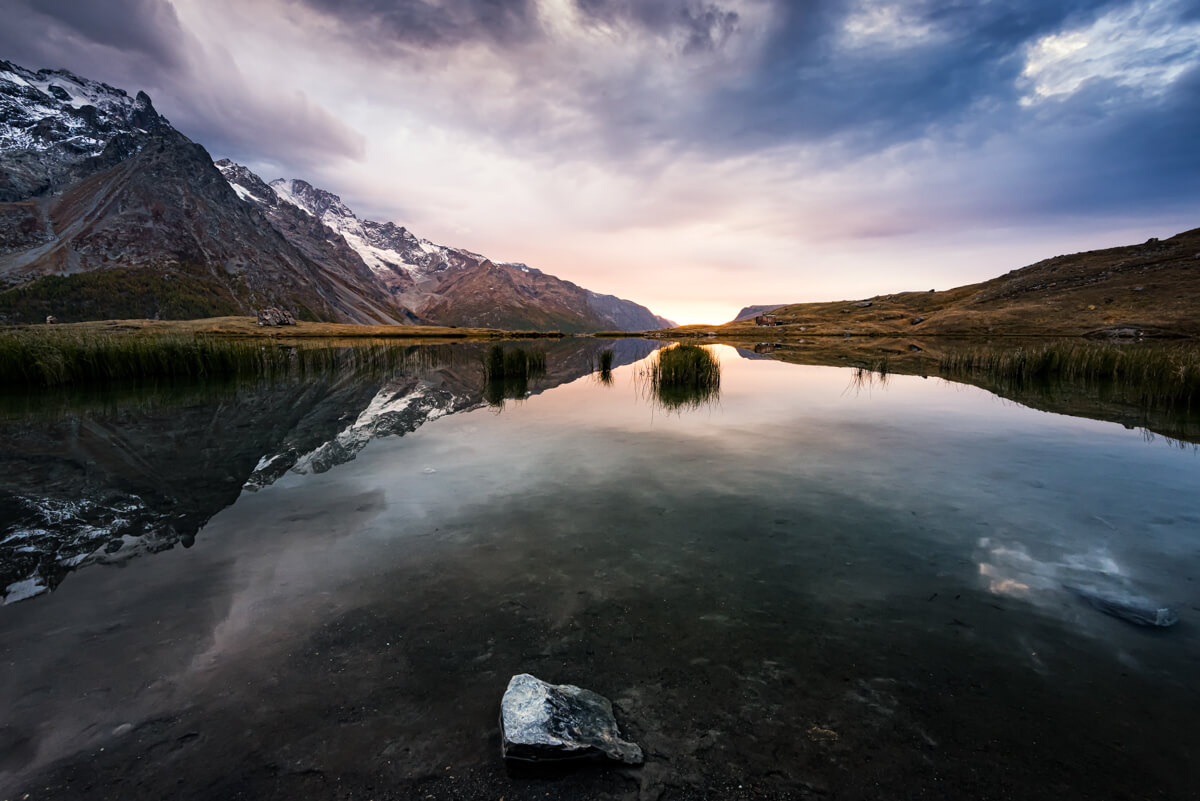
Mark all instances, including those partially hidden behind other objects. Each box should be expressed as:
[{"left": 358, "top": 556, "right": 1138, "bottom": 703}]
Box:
[{"left": 1, "top": 0, "right": 1198, "bottom": 324}]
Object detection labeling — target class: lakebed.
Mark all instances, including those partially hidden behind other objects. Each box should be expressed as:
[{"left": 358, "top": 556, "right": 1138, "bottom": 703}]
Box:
[{"left": 2, "top": 339, "right": 1198, "bottom": 800}]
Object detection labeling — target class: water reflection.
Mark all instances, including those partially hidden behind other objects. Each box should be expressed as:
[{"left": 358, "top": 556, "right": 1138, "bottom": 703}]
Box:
[
  {"left": 0, "top": 338, "right": 658, "bottom": 603},
  {"left": 729, "top": 337, "right": 1200, "bottom": 445},
  {"left": 2, "top": 339, "right": 1199, "bottom": 799}
]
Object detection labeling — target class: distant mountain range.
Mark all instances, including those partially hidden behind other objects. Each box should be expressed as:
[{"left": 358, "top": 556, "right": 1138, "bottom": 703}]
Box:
[
  {"left": 729, "top": 304, "right": 789, "bottom": 323},
  {"left": 0, "top": 60, "right": 673, "bottom": 331}
]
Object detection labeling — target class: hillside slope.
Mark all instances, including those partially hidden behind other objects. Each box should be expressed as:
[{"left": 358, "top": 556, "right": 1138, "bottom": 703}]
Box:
[
  {"left": 679, "top": 227, "right": 1200, "bottom": 338},
  {"left": 0, "top": 61, "right": 411, "bottom": 324},
  {"left": 222, "top": 165, "right": 674, "bottom": 332}
]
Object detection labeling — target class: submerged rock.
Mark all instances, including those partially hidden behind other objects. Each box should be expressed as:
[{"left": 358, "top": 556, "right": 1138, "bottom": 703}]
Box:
[
  {"left": 1068, "top": 586, "right": 1179, "bottom": 627},
  {"left": 499, "top": 673, "right": 643, "bottom": 764}
]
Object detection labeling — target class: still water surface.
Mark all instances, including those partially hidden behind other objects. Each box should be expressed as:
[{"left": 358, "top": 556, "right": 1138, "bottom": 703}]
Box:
[{"left": 2, "top": 341, "right": 1198, "bottom": 800}]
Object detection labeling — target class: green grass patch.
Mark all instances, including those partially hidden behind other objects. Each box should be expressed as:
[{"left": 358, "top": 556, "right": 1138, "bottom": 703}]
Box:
[{"left": 0, "top": 268, "right": 245, "bottom": 324}]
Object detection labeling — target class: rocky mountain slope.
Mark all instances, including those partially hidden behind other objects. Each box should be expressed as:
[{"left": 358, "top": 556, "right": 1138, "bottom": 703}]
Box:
[
  {"left": 0, "top": 59, "right": 670, "bottom": 330},
  {"left": 678, "top": 227, "right": 1200, "bottom": 338},
  {"left": 0, "top": 60, "right": 414, "bottom": 324},
  {"left": 220, "top": 164, "right": 674, "bottom": 332}
]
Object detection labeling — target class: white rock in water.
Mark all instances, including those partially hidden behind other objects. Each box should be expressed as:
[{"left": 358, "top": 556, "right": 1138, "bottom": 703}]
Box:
[{"left": 499, "top": 673, "right": 643, "bottom": 764}]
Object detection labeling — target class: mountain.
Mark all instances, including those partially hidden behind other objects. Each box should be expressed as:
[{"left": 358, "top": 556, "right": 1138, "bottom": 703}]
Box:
[
  {"left": 730, "top": 304, "right": 789, "bottom": 323},
  {"left": 219, "top": 165, "right": 675, "bottom": 332},
  {"left": 0, "top": 60, "right": 414, "bottom": 324},
  {"left": 0, "top": 59, "right": 671, "bottom": 331},
  {"left": 681, "top": 227, "right": 1200, "bottom": 338}
]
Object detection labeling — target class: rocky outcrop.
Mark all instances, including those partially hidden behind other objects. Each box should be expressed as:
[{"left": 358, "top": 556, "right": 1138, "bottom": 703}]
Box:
[{"left": 256, "top": 307, "right": 296, "bottom": 326}]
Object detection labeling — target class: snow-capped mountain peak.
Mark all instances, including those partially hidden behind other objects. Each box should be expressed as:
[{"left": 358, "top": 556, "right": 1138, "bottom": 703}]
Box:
[
  {"left": 260, "top": 174, "right": 470, "bottom": 279},
  {"left": 211, "top": 159, "right": 673, "bottom": 331},
  {"left": 269, "top": 178, "right": 355, "bottom": 224},
  {"left": 214, "top": 159, "right": 277, "bottom": 205},
  {"left": 0, "top": 59, "right": 166, "bottom": 158}
]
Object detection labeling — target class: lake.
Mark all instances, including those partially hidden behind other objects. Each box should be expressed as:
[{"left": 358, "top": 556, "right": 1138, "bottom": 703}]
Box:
[{"left": 2, "top": 339, "right": 1198, "bottom": 800}]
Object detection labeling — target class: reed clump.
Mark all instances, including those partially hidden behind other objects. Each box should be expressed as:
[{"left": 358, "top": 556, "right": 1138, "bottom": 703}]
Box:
[
  {"left": 483, "top": 344, "right": 547, "bottom": 382},
  {"left": 0, "top": 328, "right": 440, "bottom": 388},
  {"left": 938, "top": 341, "right": 1200, "bottom": 410},
  {"left": 646, "top": 343, "right": 721, "bottom": 410},
  {"left": 592, "top": 348, "right": 616, "bottom": 386},
  {"left": 847, "top": 358, "right": 891, "bottom": 392},
  {"left": 482, "top": 345, "right": 547, "bottom": 407}
]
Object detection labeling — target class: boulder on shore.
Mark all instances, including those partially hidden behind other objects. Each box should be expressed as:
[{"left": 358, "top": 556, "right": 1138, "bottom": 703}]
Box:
[
  {"left": 256, "top": 307, "right": 296, "bottom": 327},
  {"left": 499, "top": 673, "right": 643, "bottom": 764}
]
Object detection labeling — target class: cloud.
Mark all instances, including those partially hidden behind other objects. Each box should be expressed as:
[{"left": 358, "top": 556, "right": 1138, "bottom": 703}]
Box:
[
  {"left": 1019, "top": 0, "right": 1200, "bottom": 103},
  {"left": 292, "top": 0, "right": 539, "bottom": 48},
  {"left": 0, "top": 0, "right": 365, "bottom": 168},
  {"left": 9, "top": 0, "right": 189, "bottom": 70},
  {"left": 2, "top": 0, "right": 1197, "bottom": 322}
]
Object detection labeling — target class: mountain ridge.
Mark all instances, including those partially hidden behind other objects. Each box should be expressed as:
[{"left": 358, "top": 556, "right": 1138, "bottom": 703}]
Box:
[
  {"left": 218, "top": 160, "right": 675, "bottom": 331},
  {"left": 0, "top": 59, "right": 672, "bottom": 331}
]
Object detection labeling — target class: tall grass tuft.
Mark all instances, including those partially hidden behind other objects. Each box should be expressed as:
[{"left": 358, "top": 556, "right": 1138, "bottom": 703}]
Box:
[
  {"left": 645, "top": 343, "right": 721, "bottom": 410},
  {"left": 481, "top": 344, "right": 547, "bottom": 407},
  {"left": 938, "top": 341, "right": 1200, "bottom": 411},
  {"left": 482, "top": 344, "right": 547, "bottom": 382},
  {"left": 593, "top": 348, "right": 615, "bottom": 386},
  {"left": 598, "top": 348, "right": 615, "bottom": 372},
  {"left": 846, "top": 358, "right": 891, "bottom": 393}
]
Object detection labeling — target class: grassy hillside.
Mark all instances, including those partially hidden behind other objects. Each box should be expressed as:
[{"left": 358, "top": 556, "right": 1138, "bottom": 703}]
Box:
[
  {"left": 663, "top": 226, "right": 1200, "bottom": 339},
  {"left": 0, "top": 266, "right": 255, "bottom": 324}
]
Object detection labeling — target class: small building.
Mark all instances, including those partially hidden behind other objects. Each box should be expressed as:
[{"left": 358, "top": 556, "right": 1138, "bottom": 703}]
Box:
[{"left": 755, "top": 314, "right": 780, "bottom": 326}]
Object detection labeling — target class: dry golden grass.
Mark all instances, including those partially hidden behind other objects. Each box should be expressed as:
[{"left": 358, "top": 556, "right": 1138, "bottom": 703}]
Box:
[
  {"left": 654, "top": 226, "right": 1200, "bottom": 339},
  {"left": 8, "top": 316, "right": 566, "bottom": 341}
]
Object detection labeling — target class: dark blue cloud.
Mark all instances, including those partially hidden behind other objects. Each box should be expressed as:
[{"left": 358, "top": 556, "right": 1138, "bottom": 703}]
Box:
[
  {"left": 1010, "top": 63, "right": 1200, "bottom": 217},
  {"left": 697, "top": 0, "right": 1126, "bottom": 151},
  {"left": 0, "top": 0, "right": 188, "bottom": 70},
  {"left": 292, "top": 0, "right": 538, "bottom": 46},
  {"left": 574, "top": 0, "right": 742, "bottom": 52}
]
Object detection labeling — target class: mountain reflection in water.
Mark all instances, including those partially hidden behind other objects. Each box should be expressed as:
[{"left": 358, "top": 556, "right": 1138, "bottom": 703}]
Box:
[{"left": 0, "top": 339, "right": 658, "bottom": 602}]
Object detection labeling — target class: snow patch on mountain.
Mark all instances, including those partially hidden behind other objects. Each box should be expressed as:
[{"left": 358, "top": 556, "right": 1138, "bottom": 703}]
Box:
[
  {"left": 0, "top": 58, "right": 165, "bottom": 158},
  {"left": 267, "top": 177, "right": 479, "bottom": 278},
  {"left": 210, "top": 159, "right": 674, "bottom": 331}
]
